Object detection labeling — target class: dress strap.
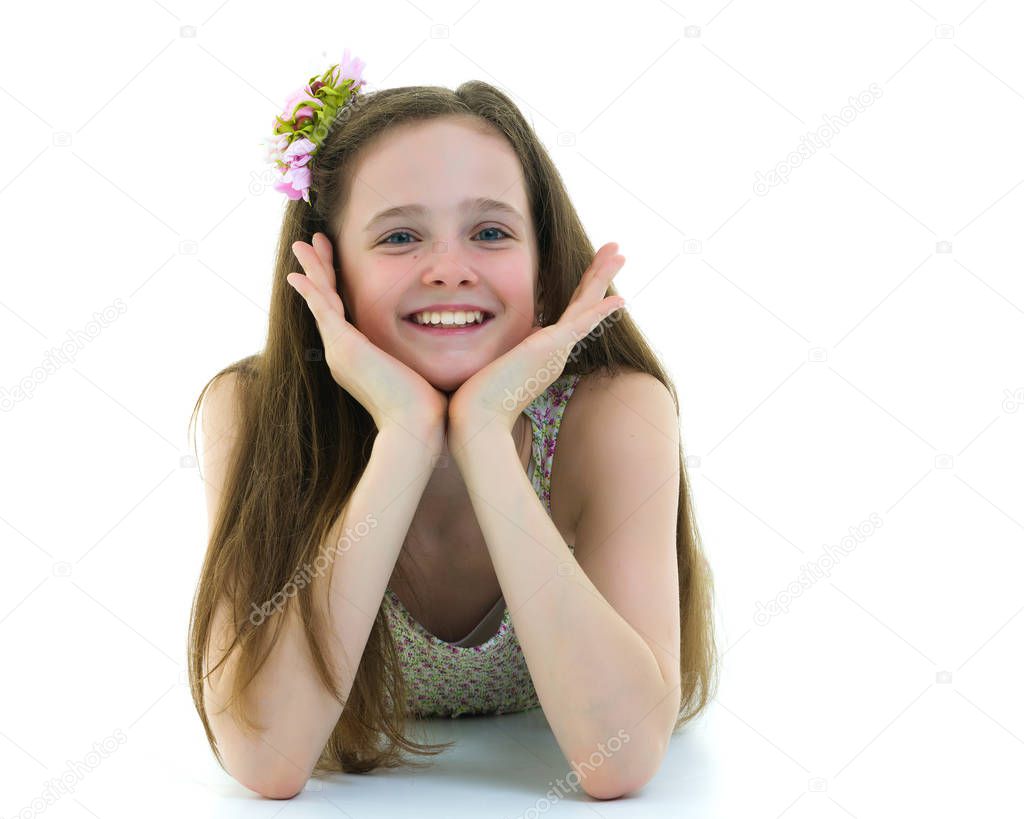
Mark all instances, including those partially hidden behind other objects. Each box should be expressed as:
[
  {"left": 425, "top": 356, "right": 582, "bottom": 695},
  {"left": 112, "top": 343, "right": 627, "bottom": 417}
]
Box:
[{"left": 522, "top": 373, "right": 583, "bottom": 515}]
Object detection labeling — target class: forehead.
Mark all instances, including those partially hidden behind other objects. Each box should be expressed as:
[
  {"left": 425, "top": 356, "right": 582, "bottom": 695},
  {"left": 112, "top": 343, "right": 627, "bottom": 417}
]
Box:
[{"left": 347, "top": 117, "right": 529, "bottom": 220}]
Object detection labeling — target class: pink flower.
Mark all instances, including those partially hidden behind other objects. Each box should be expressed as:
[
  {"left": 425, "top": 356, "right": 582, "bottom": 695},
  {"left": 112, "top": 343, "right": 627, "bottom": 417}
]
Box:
[
  {"left": 272, "top": 138, "right": 316, "bottom": 202},
  {"left": 273, "top": 164, "right": 311, "bottom": 202},
  {"left": 321, "top": 47, "right": 366, "bottom": 91},
  {"left": 282, "top": 137, "right": 315, "bottom": 167},
  {"left": 331, "top": 47, "right": 366, "bottom": 89},
  {"left": 262, "top": 134, "right": 288, "bottom": 164},
  {"left": 267, "top": 50, "right": 367, "bottom": 205},
  {"left": 279, "top": 85, "right": 318, "bottom": 125}
]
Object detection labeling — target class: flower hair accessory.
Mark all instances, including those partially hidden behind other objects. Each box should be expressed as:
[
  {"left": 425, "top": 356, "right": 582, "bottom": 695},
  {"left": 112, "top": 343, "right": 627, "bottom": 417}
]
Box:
[{"left": 264, "top": 49, "right": 367, "bottom": 204}]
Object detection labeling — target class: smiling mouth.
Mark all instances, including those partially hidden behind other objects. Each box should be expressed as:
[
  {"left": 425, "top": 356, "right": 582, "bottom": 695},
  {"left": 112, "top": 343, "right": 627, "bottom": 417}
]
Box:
[
  {"left": 402, "top": 312, "right": 495, "bottom": 327},
  {"left": 402, "top": 310, "right": 495, "bottom": 323},
  {"left": 401, "top": 314, "right": 497, "bottom": 337}
]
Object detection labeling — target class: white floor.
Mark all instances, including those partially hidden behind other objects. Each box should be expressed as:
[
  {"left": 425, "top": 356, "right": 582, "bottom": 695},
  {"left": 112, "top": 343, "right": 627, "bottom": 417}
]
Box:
[
  {"left": 10, "top": 642, "right": 1020, "bottom": 819},
  {"left": 4, "top": 490, "right": 1021, "bottom": 819},
  {"left": 30, "top": 704, "right": 722, "bottom": 818}
]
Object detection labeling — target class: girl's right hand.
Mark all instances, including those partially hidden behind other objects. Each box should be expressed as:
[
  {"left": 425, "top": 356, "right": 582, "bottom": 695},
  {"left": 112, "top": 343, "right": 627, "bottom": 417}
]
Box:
[{"left": 287, "top": 232, "right": 448, "bottom": 442}]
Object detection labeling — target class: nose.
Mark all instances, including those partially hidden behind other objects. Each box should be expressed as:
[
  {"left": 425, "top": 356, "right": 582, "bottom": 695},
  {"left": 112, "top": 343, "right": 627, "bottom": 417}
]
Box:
[{"left": 419, "top": 240, "right": 479, "bottom": 286}]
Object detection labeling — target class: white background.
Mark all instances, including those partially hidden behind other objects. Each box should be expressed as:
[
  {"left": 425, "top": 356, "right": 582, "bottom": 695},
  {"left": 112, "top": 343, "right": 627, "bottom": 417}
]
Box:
[{"left": 1, "top": 0, "right": 1022, "bottom": 816}]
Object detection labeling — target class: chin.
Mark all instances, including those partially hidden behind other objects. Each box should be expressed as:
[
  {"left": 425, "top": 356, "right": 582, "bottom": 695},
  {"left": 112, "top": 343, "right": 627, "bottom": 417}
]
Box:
[
  {"left": 416, "top": 353, "right": 503, "bottom": 394},
  {"left": 390, "top": 319, "right": 531, "bottom": 392},
  {"left": 424, "top": 369, "right": 474, "bottom": 394}
]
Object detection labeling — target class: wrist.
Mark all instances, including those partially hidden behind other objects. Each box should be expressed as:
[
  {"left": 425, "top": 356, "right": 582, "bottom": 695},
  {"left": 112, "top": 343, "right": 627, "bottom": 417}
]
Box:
[
  {"left": 448, "top": 420, "right": 515, "bottom": 466},
  {"left": 377, "top": 416, "right": 446, "bottom": 460}
]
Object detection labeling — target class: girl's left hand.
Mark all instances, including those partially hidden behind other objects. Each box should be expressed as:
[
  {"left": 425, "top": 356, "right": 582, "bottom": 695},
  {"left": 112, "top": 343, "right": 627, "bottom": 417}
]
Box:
[{"left": 447, "top": 242, "right": 627, "bottom": 452}]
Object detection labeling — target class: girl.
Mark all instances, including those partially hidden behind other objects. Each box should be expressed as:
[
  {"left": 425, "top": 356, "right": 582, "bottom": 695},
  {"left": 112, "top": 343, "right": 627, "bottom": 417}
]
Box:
[{"left": 186, "top": 51, "right": 718, "bottom": 801}]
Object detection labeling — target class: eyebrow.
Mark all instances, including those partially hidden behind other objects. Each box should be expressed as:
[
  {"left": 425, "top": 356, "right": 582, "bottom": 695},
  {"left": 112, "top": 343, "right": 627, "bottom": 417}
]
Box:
[{"left": 363, "top": 197, "right": 525, "bottom": 231}]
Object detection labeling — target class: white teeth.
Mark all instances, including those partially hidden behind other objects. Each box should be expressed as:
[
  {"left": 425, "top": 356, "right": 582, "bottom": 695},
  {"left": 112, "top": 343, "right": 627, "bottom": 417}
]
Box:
[{"left": 411, "top": 309, "right": 487, "bottom": 326}]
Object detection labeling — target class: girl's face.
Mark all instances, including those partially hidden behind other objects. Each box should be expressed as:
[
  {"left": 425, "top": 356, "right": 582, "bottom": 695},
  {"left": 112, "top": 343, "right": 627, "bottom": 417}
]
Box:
[{"left": 334, "top": 116, "right": 540, "bottom": 394}]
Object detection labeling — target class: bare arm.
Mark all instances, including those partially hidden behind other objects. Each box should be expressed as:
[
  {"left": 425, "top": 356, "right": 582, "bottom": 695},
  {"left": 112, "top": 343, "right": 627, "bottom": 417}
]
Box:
[{"left": 199, "top": 374, "right": 442, "bottom": 799}]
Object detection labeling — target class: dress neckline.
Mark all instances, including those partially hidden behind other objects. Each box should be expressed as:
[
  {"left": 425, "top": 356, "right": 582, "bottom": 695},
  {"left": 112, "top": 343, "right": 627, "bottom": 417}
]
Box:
[
  {"left": 385, "top": 412, "right": 541, "bottom": 647},
  {"left": 384, "top": 374, "right": 578, "bottom": 647}
]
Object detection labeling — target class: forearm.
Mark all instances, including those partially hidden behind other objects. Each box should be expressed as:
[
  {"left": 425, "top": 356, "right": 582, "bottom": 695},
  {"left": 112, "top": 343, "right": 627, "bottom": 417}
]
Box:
[
  {"left": 207, "top": 422, "right": 442, "bottom": 797},
  {"left": 453, "top": 431, "right": 678, "bottom": 797},
  {"left": 318, "top": 421, "right": 443, "bottom": 687}
]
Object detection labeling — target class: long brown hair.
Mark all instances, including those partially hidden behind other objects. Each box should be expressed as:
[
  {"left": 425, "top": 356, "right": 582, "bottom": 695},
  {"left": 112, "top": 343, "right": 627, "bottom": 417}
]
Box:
[{"left": 186, "top": 79, "right": 719, "bottom": 777}]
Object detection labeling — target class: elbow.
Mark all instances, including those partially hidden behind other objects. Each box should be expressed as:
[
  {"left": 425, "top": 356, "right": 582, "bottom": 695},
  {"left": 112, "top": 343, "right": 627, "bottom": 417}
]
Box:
[
  {"left": 211, "top": 719, "right": 312, "bottom": 799},
  {"left": 571, "top": 732, "right": 669, "bottom": 800},
  {"left": 226, "top": 759, "right": 309, "bottom": 800},
  {"left": 260, "top": 783, "right": 305, "bottom": 800},
  {"left": 240, "top": 769, "right": 308, "bottom": 800},
  {"left": 577, "top": 766, "right": 654, "bottom": 801},
  {"left": 580, "top": 778, "right": 630, "bottom": 801}
]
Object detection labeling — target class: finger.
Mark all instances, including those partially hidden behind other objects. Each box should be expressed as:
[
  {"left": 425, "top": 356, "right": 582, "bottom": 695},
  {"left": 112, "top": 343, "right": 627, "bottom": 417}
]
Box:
[
  {"left": 566, "top": 244, "right": 623, "bottom": 309},
  {"left": 311, "top": 233, "right": 346, "bottom": 316},
  {"left": 287, "top": 271, "right": 349, "bottom": 343},
  {"left": 590, "top": 250, "right": 625, "bottom": 291},
  {"left": 565, "top": 253, "right": 626, "bottom": 321},
  {"left": 583, "top": 296, "right": 626, "bottom": 334},
  {"left": 311, "top": 233, "right": 338, "bottom": 290},
  {"left": 297, "top": 238, "right": 348, "bottom": 319},
  {"left": 292, "top": 239, "right": 332, "bottom": 296},
  {"left": 588, "top": 243, "right": 619, "bottom": 277}
]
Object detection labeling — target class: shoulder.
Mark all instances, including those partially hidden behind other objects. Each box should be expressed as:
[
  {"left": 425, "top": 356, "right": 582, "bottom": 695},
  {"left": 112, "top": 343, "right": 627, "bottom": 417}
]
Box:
[
  {"left": 570, "top": 368, "right": 676, "bottom": 420},
  {"left": 200, "top": 358, "right": 260, "bottom": 437},
  {"left": 568, "top": 368, "right": 678, "bottom": 449},
  {"left": 554, "top": 368, "right": 679, "bottom": 530},
  {"left": 201, "top": 371, "right": 243, "bottom": 442}
]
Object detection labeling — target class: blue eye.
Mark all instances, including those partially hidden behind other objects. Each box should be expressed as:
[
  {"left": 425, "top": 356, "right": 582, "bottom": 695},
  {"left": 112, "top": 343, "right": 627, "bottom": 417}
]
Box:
[
  {"left": 475, "top": 226, "right": 510, "bottom": 241},
  {"left": 380, "top": 230, "right": 416, "bottom": 245},
  {"left": 379, "top": 226, "right": 511, "bottom": 245}
]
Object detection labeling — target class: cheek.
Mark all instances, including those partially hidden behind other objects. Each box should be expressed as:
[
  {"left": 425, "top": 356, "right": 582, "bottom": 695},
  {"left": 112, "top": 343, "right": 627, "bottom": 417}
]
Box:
[
  {"left": 353, "top": 293, "right": 401, "bottom": 338},
  {"left": 485, "top": 250, "right": 535, "bottom": 299},
  {"left": 345, "top": 264, "right": 406, "bottom": 318}
]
